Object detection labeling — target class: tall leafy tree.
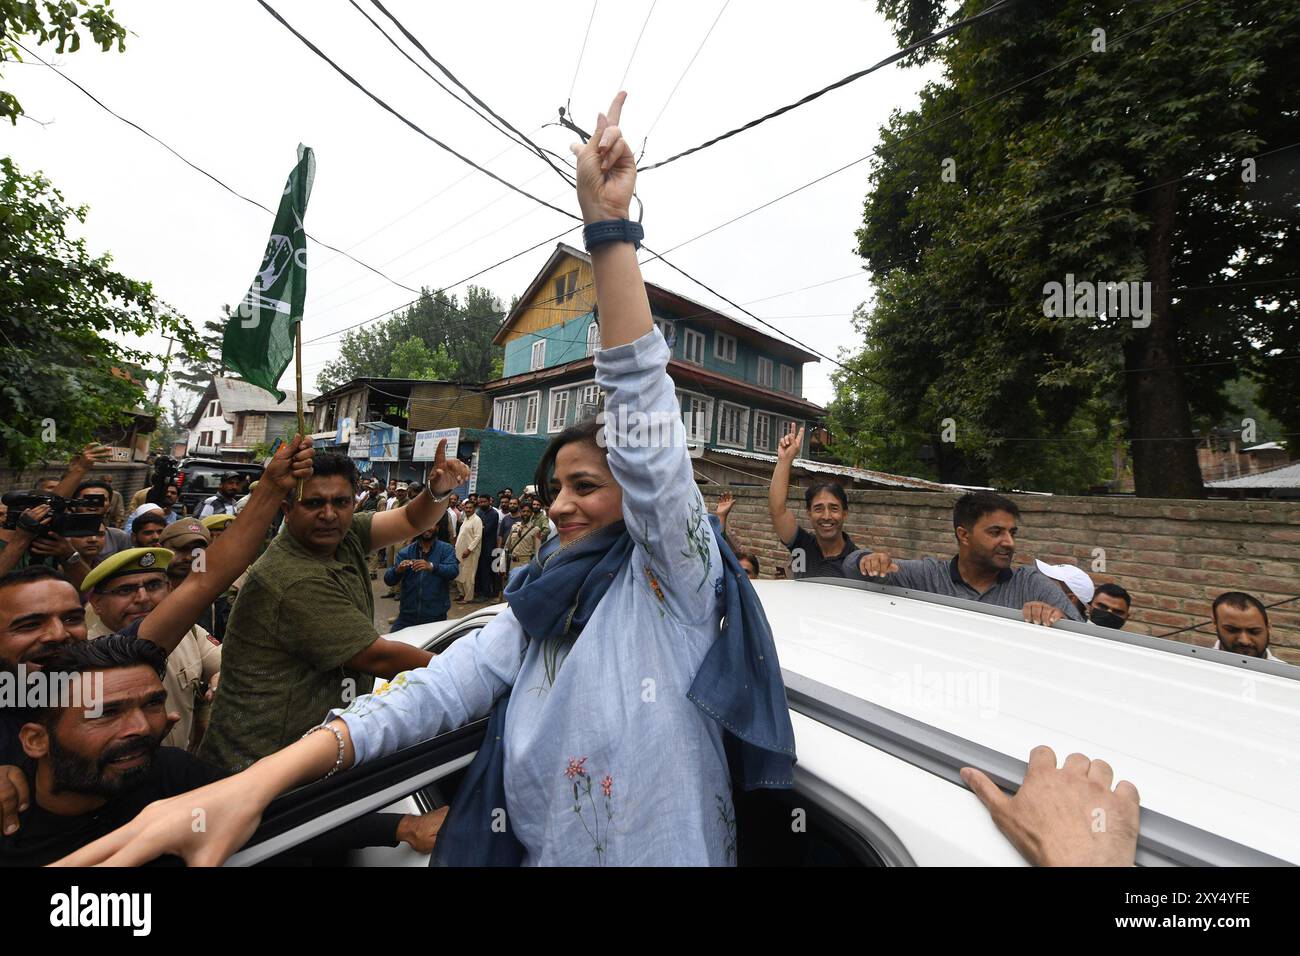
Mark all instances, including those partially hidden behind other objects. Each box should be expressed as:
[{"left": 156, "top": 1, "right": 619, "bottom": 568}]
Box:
[
  {"left": 316, "top": 284, "right": 505, "bottom": 390},
  {"left": 388, "top": 337, "right": 457, "bottom": 380},
  {"left": 171, "top": 314, "right": 227, "bottom": 394},
  {"left": 832, "top": 0, "right": 1300, "bottom": 496},
  {"left": 0, "top": 159, "right": 198, "bottom": 467}
]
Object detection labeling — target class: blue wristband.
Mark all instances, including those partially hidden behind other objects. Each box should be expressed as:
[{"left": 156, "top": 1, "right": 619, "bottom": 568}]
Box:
[{"left": 583, "top": 219, "right": 644, "bottom": 251}]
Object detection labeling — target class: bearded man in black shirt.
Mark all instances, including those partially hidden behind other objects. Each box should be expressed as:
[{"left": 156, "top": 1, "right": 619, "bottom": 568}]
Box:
[{"left": 1, "top": 633, "right": 444, "bottom": 866}]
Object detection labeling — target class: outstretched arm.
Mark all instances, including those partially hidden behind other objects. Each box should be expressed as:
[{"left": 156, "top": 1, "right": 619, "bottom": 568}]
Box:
[
  {"left": 55, "top": 609, "right": 528, "bottom": 867},
  {"left": 139, "top": 437, "right": 314, "bottom": 655},
  {"left": 370, "top": 439, "right": 469, "bottom": 552},
  {"left": 54, "top": 717, "right": 350, "bottom": 867},
  {"left": 768, "top": 425, "right": 802, "bottom": 547}
]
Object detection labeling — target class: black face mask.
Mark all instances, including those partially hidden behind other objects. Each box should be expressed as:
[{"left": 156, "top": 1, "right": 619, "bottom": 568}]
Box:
[{"left": 1089, "top": 607, "right": 1126, "bottom": 629}]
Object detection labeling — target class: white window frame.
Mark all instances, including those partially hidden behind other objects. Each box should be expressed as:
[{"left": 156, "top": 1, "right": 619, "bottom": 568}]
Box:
[
  {"left": 548, "top": 386, "right": 571, "bottom": 433},
  {"left": 654, "top": 318, "right": 676, "bottom": 347},
  {"left": 757, "top": 357, "right": 774, "bottom": 389},
  {"left": 530, "top": 340, "right": 546, "bottom": 371},
  {"left": 676, "top": 389, "right": 713, "bottom": 443},
  {"left": 754, "top": 412, "right": 772, "bottom": 452},
  {"left": 522, "top": 391, "right": 540, "bottom": 434},
  {"left": 683, "top": 328, "right": 706, "bottom": 366},
  {"left": 714, "top": 332, "right": 737, "bottom": 363},
  {"left": 717, "top": 402, "right": 749, "bottom": 448},
  {"left": 493, "top": 397, "right": 518, "bottom": 432},
  {"left": 585, "top": 322, "right": 601, "bottom": 356},
  {"left": 579, "top": 382, "right": 603, "bottom": 408},
  {"left": 779, "top": 364, "right": 795, "bottom": 393}
]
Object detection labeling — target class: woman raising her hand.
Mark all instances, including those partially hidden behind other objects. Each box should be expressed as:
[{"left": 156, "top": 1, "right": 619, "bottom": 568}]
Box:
[{"left": 56, "top": 92, "right": 795, "bottom": 867}]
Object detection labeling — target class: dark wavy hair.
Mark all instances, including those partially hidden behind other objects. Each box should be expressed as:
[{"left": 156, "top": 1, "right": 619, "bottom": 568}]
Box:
[
  {"left": 534, "top": 417, "right": 605, "bottom": 508},
  {"left": 40, "top": 632, "right": 168, "bottom": 680},
  {"left": 952, "top": 491, "right": 1020, "bottom": 531},
  {"left": 307, "top": 452, "right": 359, "bottom": 491},
  {"left": 803, "top": 481, "right": 847, "bottom": 510}
]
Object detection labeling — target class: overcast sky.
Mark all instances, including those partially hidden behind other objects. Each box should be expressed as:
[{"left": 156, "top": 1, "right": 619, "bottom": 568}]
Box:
[{"left": 7, "top": 0, "right": 940, "bottom": 413}]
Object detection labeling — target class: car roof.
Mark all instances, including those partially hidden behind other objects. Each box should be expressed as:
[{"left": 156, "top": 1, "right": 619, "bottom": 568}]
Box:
[
  {"left": 754, "top": 578, "right": 1300, "bottom": 864},
  {"left": 379, "top": 585, "right": 1300, "bottom": 862}
]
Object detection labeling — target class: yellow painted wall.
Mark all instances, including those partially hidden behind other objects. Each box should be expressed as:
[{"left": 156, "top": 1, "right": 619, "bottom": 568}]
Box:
[{"left": 501, "top": 253, "right": 595, "bottom": 346}]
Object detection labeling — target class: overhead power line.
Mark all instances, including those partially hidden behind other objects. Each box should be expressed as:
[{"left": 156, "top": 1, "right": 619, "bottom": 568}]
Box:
[
  {"left": 346, "top": 0, "right": 560, "bottom": 175},
  {"left": 637, "top": 0, "right": 1019, "bottom": 172},
  {"left": 300, "top": 223, "right": 583, "bottom": 346},
  {"left": 255, "top": 0, "right": 580, "bottom": 220},
  {"left": 635, "top": 0, "right": 1219, "bottom": 263},
  {"left": 567, "top": 1, "right": 599, "bottom": 112},
  {"left": 365, "top": 0, "right": 576, "bottom": 188},
  {"left": 618, "top": 0, "right": 658, "bottom": 92},
  {"left": 16, "top": 40, "right": 426, "bottom": 296},
  {"left": 642, "top": 0, "right": 730, "bottom": 151}
]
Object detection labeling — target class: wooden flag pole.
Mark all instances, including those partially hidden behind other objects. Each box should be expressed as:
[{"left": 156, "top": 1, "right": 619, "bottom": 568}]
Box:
[{"left": 295, "top": 320, "right": 305, "bottom": 499}]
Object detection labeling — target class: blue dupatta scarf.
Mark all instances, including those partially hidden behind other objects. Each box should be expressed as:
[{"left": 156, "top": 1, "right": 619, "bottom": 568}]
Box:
[{"left": 431, "top": 516, "right": 795, "bottom": 866}]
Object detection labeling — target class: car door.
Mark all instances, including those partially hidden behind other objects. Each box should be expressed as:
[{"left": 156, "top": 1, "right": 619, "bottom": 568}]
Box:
[{"left": 227, "top": 614, "right": 496, "bottom": 867}]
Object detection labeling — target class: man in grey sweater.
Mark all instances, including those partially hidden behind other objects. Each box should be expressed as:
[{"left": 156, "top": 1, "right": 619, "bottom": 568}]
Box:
[{"left": 842, "top": 491, "right": 1083, "bottom": 627}]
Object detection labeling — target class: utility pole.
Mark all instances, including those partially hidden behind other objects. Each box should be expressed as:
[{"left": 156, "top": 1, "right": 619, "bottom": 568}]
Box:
[
  {"left": 153, "top": 335, "right": 178, "bottom": 406},
  {"left": 149, "top": 335, "right": 178, "bottom": 459}
]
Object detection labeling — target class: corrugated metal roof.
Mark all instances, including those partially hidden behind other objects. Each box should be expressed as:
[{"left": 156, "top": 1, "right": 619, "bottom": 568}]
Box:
[
  {"left": 1207, "top": 460, "right": 1300, "bottom": 488},
  {"left": 705, "top": 448, "right": 964, "bottom": 492}
]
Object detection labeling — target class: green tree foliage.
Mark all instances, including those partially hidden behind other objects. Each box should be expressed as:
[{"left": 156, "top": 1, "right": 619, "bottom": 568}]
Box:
[
  {"left": 316, "top": 285, "right": 504, "bottom": 390},
  {"left": 171, "top": 314, "right": 227, "bottom": 394},
  {"left": 830, "top": 0, "right": 1300, "bottom": 496},
  {"left": 0, "top": 158, "right": 198, "bottom": 467},
  {"left": 1, "top": 0, "right": 127, "bottom": 123},
  {"left": 388, "top": 336, "right": 457, "bottom": 380}
]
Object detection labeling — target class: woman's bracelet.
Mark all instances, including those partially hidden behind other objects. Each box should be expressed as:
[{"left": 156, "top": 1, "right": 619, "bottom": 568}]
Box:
[{"left": 301, "top": 723, "right": 347, "bottom": 778}]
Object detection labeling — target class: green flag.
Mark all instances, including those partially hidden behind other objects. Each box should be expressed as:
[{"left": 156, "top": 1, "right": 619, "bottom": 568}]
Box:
[{"left": 222, "top": 144, "right": 315, "bottom": 402}]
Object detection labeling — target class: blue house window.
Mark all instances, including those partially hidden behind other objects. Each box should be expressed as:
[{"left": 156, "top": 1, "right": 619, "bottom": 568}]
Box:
[{"left": 683, "top": 328, "right": 705, "bottom": 366}]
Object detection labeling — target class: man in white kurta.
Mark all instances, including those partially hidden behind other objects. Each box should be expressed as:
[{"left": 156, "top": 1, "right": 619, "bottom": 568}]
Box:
[{"left": 454, "top": 503, "right": 482, "bottom": 602}]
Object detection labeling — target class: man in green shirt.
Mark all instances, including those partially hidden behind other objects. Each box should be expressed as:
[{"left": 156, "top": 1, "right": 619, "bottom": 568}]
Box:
[{"left": 199, "top": 445, "right": 468, "bottom": 772}]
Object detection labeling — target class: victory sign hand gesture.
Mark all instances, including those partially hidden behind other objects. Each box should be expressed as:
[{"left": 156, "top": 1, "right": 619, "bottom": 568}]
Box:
[{"left": 570, "top": 91, "right": 635, "bottom": 223}]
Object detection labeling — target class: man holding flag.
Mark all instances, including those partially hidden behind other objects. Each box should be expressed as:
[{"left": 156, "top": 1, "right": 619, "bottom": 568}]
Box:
[{"left": 197, "top": 148, "right": 471, "bottom": 772}]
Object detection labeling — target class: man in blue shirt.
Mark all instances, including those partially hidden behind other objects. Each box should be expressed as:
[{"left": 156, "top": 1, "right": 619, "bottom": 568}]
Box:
[{"left": 385, "top": 520, "right": 459, "bottom": 631}]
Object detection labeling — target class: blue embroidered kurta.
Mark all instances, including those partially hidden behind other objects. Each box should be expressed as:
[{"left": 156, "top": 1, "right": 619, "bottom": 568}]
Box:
[{"left": 328, "top": 328, "right": 732, "bottom": 865}]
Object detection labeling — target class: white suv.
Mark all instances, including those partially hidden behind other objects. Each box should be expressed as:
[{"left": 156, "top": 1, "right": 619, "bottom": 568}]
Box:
[{"left": 229, "top": 577, "right": 1299, "bottom": 867}]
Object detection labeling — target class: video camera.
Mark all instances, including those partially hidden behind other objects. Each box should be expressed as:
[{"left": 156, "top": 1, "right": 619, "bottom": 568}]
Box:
[
  {"left": 152, "top": 454, "right": 178, "bottom": 487},
  {"left": 0, "top": 492, "right": 105, "bottom": 537}
]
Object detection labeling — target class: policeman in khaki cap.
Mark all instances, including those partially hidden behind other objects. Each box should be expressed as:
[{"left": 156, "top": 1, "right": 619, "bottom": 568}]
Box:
[
  {"left": 200, "top": 513, "right": 237, "bottom": 541},
  {"left": 82, "top": 547, "right": 221, "bottom": 751}
]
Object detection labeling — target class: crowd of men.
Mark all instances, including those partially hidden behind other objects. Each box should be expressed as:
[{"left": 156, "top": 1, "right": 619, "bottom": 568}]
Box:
[
  {"left": 0, "top": 425, "right": 1288, "bottom": 867},
  {"left": 715, "top": 424, "right": 1288, "bottom": 663}
]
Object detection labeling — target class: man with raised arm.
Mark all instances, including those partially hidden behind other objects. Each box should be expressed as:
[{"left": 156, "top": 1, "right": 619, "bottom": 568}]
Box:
[
  {"left": 768, "top": 424, "right": 856, "bottom": 578},
  {"left": 198, "top": 444, "right": 468, "bottom": 772}
]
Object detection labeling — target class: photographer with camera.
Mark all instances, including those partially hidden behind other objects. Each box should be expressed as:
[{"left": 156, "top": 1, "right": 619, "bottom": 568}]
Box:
[
  {"left": 0, "top": 444, "right": 114, "bottom": 580},
  {"left": 73, "top": 481, "right": 131, "bottom": 558}
]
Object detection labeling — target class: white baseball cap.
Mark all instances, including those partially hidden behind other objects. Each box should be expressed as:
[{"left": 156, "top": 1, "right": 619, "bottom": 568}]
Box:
[{"left": 1034, "top": 559, "right": 1095, "bottom": 603}]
